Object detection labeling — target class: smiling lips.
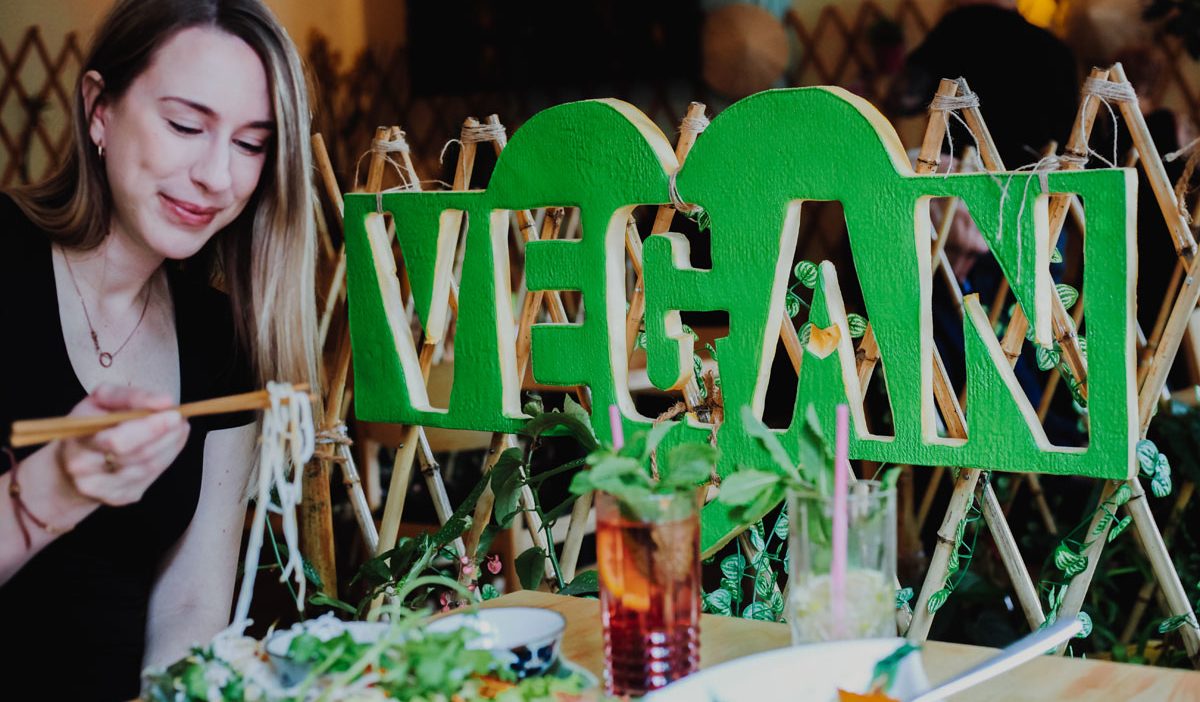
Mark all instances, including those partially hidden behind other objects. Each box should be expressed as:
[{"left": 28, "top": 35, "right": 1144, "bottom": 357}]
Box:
[{"left": 161, "top": 193, "right": 220, "bottom": 227}]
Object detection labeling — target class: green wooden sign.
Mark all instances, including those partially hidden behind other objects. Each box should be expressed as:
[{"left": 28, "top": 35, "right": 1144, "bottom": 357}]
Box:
[{"left": 343, "top": 88, "right": 1137, "bottom": 554}]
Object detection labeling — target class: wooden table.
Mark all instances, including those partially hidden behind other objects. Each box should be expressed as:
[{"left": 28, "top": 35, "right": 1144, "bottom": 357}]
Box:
[{"left": 484, "top": 591, "right": 1200, "bottom": 701}]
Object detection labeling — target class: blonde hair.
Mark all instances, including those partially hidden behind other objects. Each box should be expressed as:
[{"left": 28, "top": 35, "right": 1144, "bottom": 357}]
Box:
[{"left": 9, "top": 0, "right": 318, "bottom": 392}]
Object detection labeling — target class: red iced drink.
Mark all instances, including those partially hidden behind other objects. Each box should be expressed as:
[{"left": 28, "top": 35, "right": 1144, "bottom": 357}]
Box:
[{"left": 596, "top": 491, "right": 700, "bottom": 696}]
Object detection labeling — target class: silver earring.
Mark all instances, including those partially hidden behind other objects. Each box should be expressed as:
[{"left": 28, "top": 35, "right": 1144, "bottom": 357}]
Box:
[{"left": 97, "top": 144, "right": 104, "bottom": 158}]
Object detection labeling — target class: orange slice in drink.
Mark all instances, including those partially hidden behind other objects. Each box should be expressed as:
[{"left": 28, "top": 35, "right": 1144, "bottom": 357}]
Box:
[
  {"left": 597, "top": 528, "right": 653, "bottom": 612},
  {"left": 837, "top": 689, "right": 898, "bottom": 702}
]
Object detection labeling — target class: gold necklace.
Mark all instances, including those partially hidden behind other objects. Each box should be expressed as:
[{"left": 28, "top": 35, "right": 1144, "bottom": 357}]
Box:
[{"left": 61, "top": 250, "right": 153, "bottom": 368}]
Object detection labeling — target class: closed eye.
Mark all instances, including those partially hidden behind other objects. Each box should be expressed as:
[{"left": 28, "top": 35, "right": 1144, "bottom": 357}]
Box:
[
  {"left": 234, "top": 139, "right": 266, "bottom": 155},
  {"left": 167, "top": 119, "right": 201, "bottom": 136}
]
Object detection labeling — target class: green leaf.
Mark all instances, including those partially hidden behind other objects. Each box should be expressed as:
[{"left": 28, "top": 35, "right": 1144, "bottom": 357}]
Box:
[
  {"left": 773, "top": 510, "right": 790, "bottom": 541},
  {"left": 1136, "top": 440, "right": 1159, "bottom": 477},
  {"left": 1050, "top": 246, "right": 1063, "bottom": 263},
  {"left": 1076, "top": 612, "right": 1093, "bottom": 638},
  {"left": 1054, "top": 543, "right": 1089, "bottom": 578},
  {"left": 720, "top": 553, "right": 747, "bottom": 581},
  {"left": 798, "top": 321, "right": 813, "bottom": 345},
  {"left": 797, "top": 405, "right": 834, "bottom": 485},
  {"left": 1036, "top": 345, "right": 1061, "bottom": 372},
  {"left": 481, "top": 583, "right": 500, "bottom": 600},
  {"left": 302, "top": 556, "right": 324, "bottom": 590},
  {"left": 895, "top": 587, "right": 914, "bottom": 610},
  {"left": 742, "top": 602, "right": 775, "bottom": 621},
  {"left": 1111, "top": 484, "right": 1133, "bottom": 507},
  {"left": 635, "top": 330, "right": 647, "bottom": 350},
  {"left": 663, "top": 443, "right": 717, "bottom": 489},
  {"left": 785, "top": 291, "right": 802, "bottom": 319},
  {"left": 795, "top": 260, "right": 819, "bottom": 289},
  {"left": 1152, "top": 461, "right": 1173, "bottom": 498},
  {"left": 926, "top": 588, "right": 950, "bottom": 614},
  {"left": 1158, "top": 613, "right": 1198, "bottom": 634},
  {"left": 1056, "top": 283, "right": 1079, "bottom": 310},
  {"left": 1091, "top": 512, "right": 1112, "bottom": 536},
  {"left": 749, "top": 525, "right": 766, "bottom": 551},
  {"left": 947, "top": 546, "right": 961, "bottom": 575},
  {"left": 490, "top": 448, "right": 526, "bottom": 528},
  {"left": 717, "top": 470, "right": 783, "bottom": 507},
  {"left": 435, "top": 516, "right": 471, "bottom": 551},
  {"left": 522, "top": 395, "right": 544, "bottom": 416},
  {"left": 769, "top": 589, "right": 786, "bottom": 616},
  {"left": 558, "top": 570, "right": 599, "bottom": 597},
  {"left": 563, "top": 394, "right": 595, "bottom": 432},
  {"left": 846, "top": 313, "right": 868, "bottom": 339},
  {"left": 1108, "top": 515, "right": 1132, "bottom": 543},
  {"left": 521, "top": 409, "right": 598, "bottom": 451},
  {"left": 308, "top": 592, "right": 356, "bottom": 614},
  {"left": 515, "top": 547, "right": 546, "bottom": 591},
  {"left": 704, "top": 588, "right": 733, "bottom": 616},
  {"left": 720, "top": 577, "right": 744, "bottom": 603},
  {"left": 754, "top": 568, "right": 775, "bottom": 599},
  {"left": 740, "top": 407, "right": 798, "bottom": 480},
  {"left": 584, "top": 454, "right": 651, "bottom": 496}
]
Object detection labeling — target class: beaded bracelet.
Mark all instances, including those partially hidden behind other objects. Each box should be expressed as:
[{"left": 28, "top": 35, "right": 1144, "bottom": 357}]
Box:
[{"left": 5, "top": 446, "right": 68, "bottom": 549}]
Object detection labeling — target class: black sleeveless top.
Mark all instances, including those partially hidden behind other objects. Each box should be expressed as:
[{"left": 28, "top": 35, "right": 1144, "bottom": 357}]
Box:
[{"left": 0, "top": 194, "right": 253, "bottom": 701}]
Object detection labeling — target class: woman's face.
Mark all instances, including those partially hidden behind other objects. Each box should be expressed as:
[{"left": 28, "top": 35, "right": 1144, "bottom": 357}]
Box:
[{"left": 87, "top": 26, "right": 272, "bottom": 261}]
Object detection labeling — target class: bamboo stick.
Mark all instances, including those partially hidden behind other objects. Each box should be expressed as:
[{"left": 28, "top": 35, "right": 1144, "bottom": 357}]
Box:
[
  {"left": 980, "top": 477, "right": 1046, "bottom": 629},
  {"left": 11, "top": 385, "right": 312, "bottom": 447},
  {"left": 1139, "top": 261, "right": 1185, "bottom": 386},
  {"left": 1053, "top": 68, "right": 1200, "bottom": 664},
  {"left": 307, "top": 128, "right": 393, "bottom": 562},
  {"left": 908, "top": 469, "right": 983, "bottom": 640},
  {"left": 1109, "top": 63, "right": 1198, "bottom": 259},
  {"left": 907, "top": 78, "right": 1047, "bottom": 639},
  {"left": 1120, "top": 482, "right": 1195, "bottom": 643},
  {"left": 481, "top": 115, "right": 595, "bottom": 583},
  {"left": 624, "top": 102, "right": 708, "bottom": 361},
  {"left": 377, "top": 119, "right": 486, "bottom": 571},
  {"left": 301, "top": 458, "right": 338, "bottom": 596},
  {"left": 415, "top": 429, "right": 465, "bottom": 556},
  {"left": 335, "top": 442, "right": 379, "bottom": 554}
]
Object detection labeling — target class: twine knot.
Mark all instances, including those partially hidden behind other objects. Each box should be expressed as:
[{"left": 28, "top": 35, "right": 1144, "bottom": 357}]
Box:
[{"left": 680, "top": 113, "right": 711, "bottom": 135}]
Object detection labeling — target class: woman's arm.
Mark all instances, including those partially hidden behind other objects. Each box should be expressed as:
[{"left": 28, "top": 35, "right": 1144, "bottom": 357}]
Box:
[{"left": 143, "top": 421, "right": 255, "bottom": 669}]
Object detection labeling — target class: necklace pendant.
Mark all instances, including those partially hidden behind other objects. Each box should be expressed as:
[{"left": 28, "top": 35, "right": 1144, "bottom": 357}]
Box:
[{"left": 99, "top": 352, "right": 113, "bottom": 368}]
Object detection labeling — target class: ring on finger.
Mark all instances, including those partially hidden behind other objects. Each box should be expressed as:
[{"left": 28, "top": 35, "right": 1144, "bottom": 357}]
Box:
[{"left": 103, "top": 452, "right": 120, "bottom": 473}]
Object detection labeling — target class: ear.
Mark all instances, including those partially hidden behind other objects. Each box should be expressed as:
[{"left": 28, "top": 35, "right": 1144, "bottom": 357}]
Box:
[{"left": 81, "top": 70, "right": 107, "bottom": 150}]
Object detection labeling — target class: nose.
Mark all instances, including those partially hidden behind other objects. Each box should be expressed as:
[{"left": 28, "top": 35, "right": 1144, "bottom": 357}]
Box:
[{"left": 191, "top": 138, "right": 233, "bottom": 194}]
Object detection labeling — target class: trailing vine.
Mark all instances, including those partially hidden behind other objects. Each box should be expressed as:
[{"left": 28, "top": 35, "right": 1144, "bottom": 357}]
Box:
[{"left": 925, "top": 474, "right": 985, "bottom": 615}]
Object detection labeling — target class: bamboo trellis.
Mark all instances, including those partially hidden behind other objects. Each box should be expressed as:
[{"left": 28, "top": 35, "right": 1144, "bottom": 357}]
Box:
[{"left": 896, "top": 66, "right": 1200, "bottom": 666}]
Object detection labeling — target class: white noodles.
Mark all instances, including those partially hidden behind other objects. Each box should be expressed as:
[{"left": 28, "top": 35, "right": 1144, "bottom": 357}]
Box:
[{"left": 231, "top": 381, "right": 316, "bottom": 632}]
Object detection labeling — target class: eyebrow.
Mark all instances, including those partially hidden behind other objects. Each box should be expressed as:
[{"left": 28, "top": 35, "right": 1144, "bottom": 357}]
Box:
[{"left": 161, "top": 96, "right": 273, "bottom": 130}]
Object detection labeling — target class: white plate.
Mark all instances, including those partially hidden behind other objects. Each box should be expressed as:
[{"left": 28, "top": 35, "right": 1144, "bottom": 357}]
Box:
[{"left": 645, "top": 638, "right": 932, "bottom": 702}]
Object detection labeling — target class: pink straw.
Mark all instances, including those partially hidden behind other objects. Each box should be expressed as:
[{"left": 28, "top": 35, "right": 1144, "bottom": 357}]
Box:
[
  {"left": 609, "top": 404, "right": 624, "bottom": 449},
  {"left": 831, "top": 404, "right": 850, "bottom": 638}
]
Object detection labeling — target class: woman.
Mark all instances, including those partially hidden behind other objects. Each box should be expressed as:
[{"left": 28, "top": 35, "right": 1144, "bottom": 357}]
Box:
[{"left": 0, "top": 1, "right": 317, "bottom": 698}]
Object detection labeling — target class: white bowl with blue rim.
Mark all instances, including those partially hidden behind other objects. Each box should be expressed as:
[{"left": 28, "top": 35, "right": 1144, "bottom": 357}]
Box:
[
  {"left": 426, "top": 606, "right": 567, "bottom": 679},
  {"left": 645, "top": 637, "right": 932, "bottom": 702},
  {"left": 265, "top": 615, "right": 390, "bottom": 687}
]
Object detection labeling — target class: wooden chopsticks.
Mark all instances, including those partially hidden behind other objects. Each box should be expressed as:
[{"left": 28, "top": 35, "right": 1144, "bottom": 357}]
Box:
[{"left": 9, "top": 384, "right": 311, "bottom": 448}]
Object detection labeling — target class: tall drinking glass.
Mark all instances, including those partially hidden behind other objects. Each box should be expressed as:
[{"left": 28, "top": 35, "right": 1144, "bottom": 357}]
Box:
[
  {"left": 596, "top": 490, "right": 701, "bottom": 696},
  {"left": 787, "top": 479, "right": 896, "bottom": 643}
]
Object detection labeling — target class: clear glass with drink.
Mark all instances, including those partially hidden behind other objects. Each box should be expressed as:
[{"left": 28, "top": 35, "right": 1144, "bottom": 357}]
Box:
[
  {"left": 787, "top": 479, "right": 896, "bottom": 644},
  {"left": 596, "top": 489, "right": 701, "bottom": 697}
]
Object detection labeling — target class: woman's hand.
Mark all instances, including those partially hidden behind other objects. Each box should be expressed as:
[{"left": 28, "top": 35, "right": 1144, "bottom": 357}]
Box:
[{"left": 56, "top": 384, "right": 190, "bottom": 506}]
